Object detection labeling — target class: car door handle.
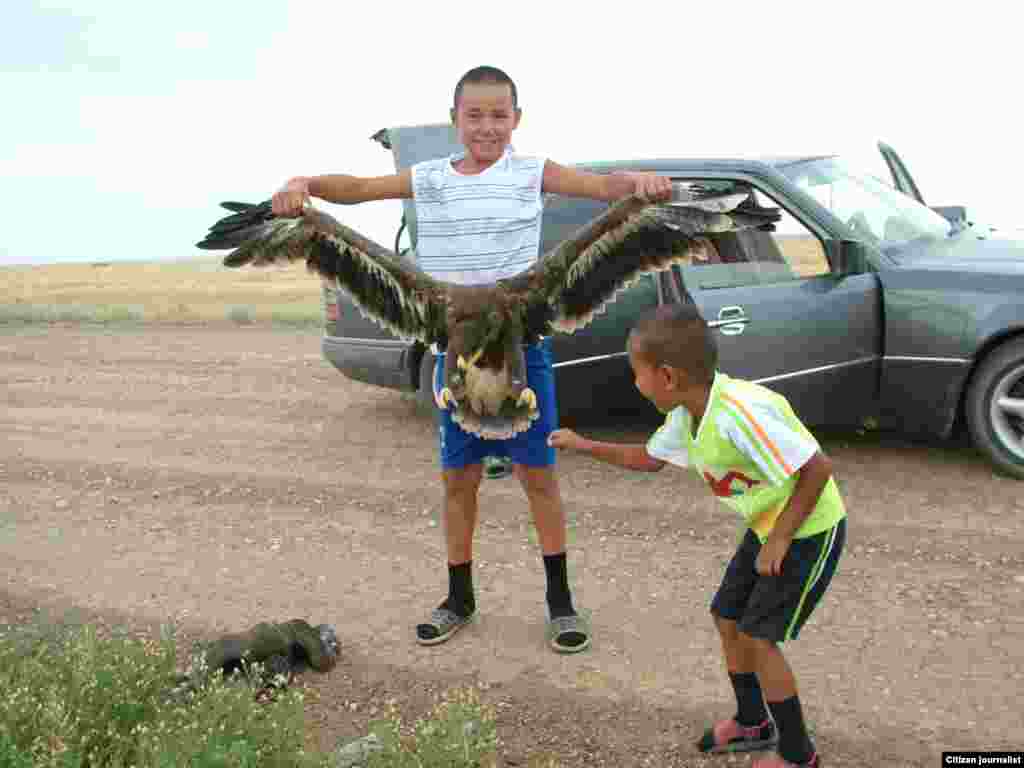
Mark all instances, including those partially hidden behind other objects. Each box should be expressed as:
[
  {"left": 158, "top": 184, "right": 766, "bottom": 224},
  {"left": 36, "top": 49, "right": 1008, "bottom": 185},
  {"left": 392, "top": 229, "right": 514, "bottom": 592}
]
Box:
[{"left": 709, "top": 306, "right": 749, "bottom": 336}]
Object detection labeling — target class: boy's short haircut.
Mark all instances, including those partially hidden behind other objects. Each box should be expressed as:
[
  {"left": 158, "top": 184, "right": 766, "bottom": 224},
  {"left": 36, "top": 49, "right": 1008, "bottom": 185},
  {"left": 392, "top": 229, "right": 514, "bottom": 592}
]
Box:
[
  {"left": 454, "top": 66, "right": 519, "bottom": 109},
  {"left": 630, "top": 303, "right": 718, "bottom": 386}
]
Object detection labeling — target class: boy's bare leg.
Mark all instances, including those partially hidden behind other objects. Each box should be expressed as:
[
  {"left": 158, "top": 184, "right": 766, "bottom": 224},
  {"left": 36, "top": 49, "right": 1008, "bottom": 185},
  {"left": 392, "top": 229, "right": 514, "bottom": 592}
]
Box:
[
  {"left": 748, "top": 633, "right": 816, "bottom": 764},
  {"left": 746, "top": 635, "right": 797, "bottom": 700},
  {"left": 516, "top": 465, "right": 589, "bottom": 651},
  {"left": 515, "top": 465, "right": 566, "bottom": 554},
  {"left": 697, "top": 617, "right": 776, "bottom": 753},
  {"left": 442, "top": 464, "right": 483, "bottom": 563},
  {"left": 415, "top": 464, "right": 482, "bottom": 645},
  {"left": 715, "top": 615, "right": 758, "bottom": 674}
]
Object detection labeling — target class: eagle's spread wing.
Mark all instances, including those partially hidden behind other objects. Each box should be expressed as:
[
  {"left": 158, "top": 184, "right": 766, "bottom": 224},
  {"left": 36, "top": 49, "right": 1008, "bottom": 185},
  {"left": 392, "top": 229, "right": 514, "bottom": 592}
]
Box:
[
  {"left": 196, "top": 201, "right": 448, "bottom": 344},
  {"left": 505, "top": 185, "right": 781, "bottom": 335}
]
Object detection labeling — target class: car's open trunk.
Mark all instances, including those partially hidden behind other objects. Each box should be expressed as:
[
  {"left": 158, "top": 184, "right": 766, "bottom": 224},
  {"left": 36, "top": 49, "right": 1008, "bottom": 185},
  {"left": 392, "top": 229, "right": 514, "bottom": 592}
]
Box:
[
  {"left": 322, "top": 125, "right": 465, "bottom": 391},
  {"left": 370, "top": 123, "right": 464, "bottom": 249},
  {"left": 326, "top": 123, "right": 464, "bottom": 334}
]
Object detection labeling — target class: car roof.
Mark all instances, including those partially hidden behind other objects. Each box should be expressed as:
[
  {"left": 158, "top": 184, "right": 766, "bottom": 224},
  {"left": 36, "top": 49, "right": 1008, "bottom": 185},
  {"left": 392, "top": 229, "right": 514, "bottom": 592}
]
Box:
[
  {"left": 370, "top": 124, "right": 834, "bottom": 174},
  {"left": 571, "top": 156, "right": 835, "bottom": 173},
  {"left": 371, "top": 125, "right": 837, "bottom": 244}
]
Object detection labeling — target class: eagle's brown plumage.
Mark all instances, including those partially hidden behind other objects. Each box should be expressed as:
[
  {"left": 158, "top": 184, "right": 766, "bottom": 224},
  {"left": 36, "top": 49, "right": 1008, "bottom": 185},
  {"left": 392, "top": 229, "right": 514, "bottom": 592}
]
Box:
[{"left": 197, "top": 187, "right": 780, "bottom": 439}]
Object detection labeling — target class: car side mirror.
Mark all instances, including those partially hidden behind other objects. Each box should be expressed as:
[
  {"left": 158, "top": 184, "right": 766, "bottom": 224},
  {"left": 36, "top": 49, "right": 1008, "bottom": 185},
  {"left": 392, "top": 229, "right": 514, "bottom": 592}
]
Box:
[
  {"left": 931, "top": 205, "right": 967, "bottom": 226},
  {"left": 828, "top": 239, "right": 871, "bottom": 275}
]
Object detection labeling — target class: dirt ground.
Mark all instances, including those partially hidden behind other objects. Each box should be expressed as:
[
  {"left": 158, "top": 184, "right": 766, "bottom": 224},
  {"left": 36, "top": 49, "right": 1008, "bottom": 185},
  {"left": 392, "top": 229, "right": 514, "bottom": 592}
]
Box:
[{"left": 2, "top": 326, "right": 1022, "bottom": 767}]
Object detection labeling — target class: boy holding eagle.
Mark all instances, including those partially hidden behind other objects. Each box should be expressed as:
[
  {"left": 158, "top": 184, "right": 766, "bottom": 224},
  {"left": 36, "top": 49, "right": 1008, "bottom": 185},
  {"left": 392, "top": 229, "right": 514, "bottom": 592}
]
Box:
[
  {"left": 271, "top": 65, "right": 671, "bottom": 654},
  {"left": 198, "top": 66, "right": 779, "bottom": 654}
]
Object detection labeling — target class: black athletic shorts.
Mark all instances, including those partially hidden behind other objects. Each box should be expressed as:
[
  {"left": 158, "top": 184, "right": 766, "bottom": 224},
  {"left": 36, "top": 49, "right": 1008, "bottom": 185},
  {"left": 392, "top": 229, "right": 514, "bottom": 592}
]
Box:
[{"left": 710, "top": 518, "right": 846, "bottom": 643}]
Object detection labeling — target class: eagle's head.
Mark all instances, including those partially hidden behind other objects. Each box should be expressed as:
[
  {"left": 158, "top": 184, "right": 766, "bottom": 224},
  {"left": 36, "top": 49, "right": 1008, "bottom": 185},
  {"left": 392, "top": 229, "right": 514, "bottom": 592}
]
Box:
[{"left": 440, "top": 289, "right": 539, "bottom": 440}]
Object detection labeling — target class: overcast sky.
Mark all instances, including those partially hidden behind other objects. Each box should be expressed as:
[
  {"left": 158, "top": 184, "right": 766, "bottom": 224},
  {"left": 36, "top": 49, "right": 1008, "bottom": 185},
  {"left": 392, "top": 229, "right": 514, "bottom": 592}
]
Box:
[{"left": 2, "top": 0, "right": 1019, "bottom": 265}]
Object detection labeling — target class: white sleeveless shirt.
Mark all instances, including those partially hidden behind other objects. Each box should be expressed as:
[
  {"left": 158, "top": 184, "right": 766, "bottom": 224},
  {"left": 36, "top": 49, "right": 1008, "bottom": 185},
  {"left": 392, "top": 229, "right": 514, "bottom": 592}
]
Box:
[{"left": 411, "top": 148, "right": 546, "bottom": 286}]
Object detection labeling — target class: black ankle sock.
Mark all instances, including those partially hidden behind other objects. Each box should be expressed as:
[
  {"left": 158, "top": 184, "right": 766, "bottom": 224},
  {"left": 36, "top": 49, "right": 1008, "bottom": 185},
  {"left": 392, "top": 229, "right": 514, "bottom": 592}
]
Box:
[
  {"left": 729, "top": 671, "right": 770, "bottom": 727},
  {"left": 542, "top": 552, "right": 574, "bottom": 618},
  {"left": 444, "top": 561, "right": 475, "bottom": 617},
  {"left": 767, "top": 695, "right": 814, "bottom": 765}
]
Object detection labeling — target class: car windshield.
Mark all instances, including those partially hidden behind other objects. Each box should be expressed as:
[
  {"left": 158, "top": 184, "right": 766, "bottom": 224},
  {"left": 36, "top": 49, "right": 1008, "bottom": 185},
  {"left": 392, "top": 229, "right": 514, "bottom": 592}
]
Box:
[{"left": 777, "top": 156, "right": 951, "bottom": 246}]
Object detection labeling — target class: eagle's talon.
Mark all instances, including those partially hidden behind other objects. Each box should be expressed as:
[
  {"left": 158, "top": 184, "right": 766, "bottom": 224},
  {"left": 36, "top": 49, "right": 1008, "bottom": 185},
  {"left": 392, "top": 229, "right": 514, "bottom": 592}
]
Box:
[
  {"left": 435, "top": 387, "right": 457, "bottom": 410},
  {"left": 517, "top": 388, "right": 537, "bottom": 411}
]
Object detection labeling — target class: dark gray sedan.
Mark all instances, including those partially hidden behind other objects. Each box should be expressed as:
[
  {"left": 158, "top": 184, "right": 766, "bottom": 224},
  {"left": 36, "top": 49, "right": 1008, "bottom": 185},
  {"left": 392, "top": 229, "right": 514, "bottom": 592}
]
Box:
[{"left": 321, "top": 125, "right": 1024, "bottom": 478}]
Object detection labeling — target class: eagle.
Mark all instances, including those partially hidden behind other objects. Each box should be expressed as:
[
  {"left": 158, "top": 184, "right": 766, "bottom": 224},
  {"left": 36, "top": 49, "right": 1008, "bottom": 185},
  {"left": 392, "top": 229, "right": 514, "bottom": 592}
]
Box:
[{"left": 196, "top": 185, "right": 780, "bottom": 439}]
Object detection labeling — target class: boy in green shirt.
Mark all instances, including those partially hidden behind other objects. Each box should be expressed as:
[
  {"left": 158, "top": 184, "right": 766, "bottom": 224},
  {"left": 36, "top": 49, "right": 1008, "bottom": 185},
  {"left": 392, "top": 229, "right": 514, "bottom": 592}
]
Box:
[{"left": 549, "top": 303, "right": 846, "bottom": 768}]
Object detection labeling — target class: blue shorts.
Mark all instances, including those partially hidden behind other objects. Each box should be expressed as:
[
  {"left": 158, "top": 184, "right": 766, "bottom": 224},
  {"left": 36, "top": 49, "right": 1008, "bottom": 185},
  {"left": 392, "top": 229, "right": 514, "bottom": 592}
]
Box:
[{"left": 432, "top": 338, "right": 558, "bottom": 470}]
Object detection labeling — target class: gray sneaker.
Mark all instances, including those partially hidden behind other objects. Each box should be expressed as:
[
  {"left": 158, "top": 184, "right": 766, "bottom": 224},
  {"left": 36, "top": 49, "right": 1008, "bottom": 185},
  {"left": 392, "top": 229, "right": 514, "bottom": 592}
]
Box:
[
  {"left": 415, "top": 607, "right": 476, "bottom": 646},
  {"left": 547, "top": 613, "right": 591, "bottom": 653}
]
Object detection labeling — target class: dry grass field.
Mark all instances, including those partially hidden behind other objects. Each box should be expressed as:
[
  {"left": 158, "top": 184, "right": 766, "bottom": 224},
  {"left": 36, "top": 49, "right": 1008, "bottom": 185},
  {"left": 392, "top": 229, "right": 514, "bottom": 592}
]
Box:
[{"left": 0, "top": 258, "right": 325, "bottom": 326}]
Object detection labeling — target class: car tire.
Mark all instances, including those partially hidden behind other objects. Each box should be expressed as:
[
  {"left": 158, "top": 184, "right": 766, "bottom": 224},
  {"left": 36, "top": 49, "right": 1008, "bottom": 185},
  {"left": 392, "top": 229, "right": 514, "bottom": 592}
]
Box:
[
  {"left": 966, "top": 337, "right": 1024, "bottom": 479},
  {"left": 416, "top": 348, "right": 437, "bottom": 417}
]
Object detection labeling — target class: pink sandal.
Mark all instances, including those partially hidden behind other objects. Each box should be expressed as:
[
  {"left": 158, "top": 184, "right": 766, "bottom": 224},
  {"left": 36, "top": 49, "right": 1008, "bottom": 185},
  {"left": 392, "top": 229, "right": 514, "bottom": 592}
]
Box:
[{"left": 696, "top": 717, "right": 778, "bottom": 754}]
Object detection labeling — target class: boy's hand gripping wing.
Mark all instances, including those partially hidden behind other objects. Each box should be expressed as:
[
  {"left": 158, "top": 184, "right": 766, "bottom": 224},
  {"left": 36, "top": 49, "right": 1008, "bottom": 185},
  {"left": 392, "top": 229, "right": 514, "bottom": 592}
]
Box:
[
  {"left": 503, "top": 185, "right": 782, "bottom": 336},
  {"left": 196, "top": 201, "right": 450, "bottom": 344}
]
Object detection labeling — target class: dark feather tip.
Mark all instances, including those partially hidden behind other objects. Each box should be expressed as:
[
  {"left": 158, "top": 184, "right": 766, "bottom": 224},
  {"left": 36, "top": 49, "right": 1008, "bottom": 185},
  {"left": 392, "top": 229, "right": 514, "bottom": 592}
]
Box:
[
  {"left": 222, "top": 251, "right": 251, "bottom": 268},
  {"left": 195, "top": 226, "right": 265, "bottom": 250},
  {"left": 195, "top": 238, "right": 229, "bottom": 251},
  {"left": 208, "top": 210, "right": 270, "bottom": 235},
  {"left": 220, "top": 201, "right": 256, "bottom": 213},
  {"left": 219, "top": 200, "right": 271, "bottom": 214}
]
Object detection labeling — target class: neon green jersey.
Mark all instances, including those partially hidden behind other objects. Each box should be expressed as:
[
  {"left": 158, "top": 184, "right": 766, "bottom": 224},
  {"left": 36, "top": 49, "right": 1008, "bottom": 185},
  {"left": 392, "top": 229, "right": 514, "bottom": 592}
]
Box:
[{"left": 646, "top": 373, "right": 846, "bottom": 541}]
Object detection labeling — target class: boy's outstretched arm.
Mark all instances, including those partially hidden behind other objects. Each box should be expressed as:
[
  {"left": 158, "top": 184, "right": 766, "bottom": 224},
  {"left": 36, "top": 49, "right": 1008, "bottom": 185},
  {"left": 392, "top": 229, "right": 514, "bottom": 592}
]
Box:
[
  {"left": 271, "top": 170, "right": 413, "bottom": 216},
  {"left": 548, "top": 428, "right": 665, "bottom": 472},
  {"left": 542, "top": 161, "right": 673, "bottom": 203},
  {"left": 756, "top": 451, "right": 834, "bottom": 576}
]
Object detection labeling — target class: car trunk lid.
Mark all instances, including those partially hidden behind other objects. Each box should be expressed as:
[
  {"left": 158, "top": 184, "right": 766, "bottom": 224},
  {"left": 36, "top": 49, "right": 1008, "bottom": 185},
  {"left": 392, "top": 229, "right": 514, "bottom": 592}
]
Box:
[
  {"left": 370, "top": 123, "right": 464, "bottom": 247},
  {"left": 326, "top": 124, "right": 463, "bottom": 343}
]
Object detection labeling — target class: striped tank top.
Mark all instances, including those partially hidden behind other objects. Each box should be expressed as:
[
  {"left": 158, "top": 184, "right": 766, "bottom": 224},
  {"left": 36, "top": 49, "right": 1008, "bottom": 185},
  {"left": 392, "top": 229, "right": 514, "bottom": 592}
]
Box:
[{"left": 411, "top": 148, "right": 546, "bottom": 285}]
